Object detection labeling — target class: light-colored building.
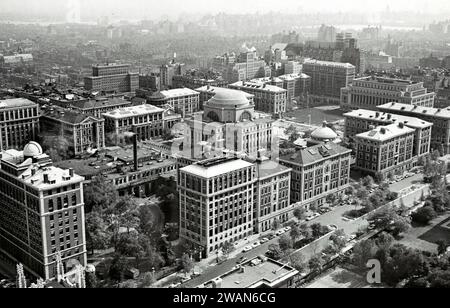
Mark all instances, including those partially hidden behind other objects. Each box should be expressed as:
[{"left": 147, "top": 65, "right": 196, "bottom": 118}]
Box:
[
  {"left": 344, "top": 109, "right": 432, "bottom": 158},
  {"left": 178, "top": 157, "right": 257, "bottom": 257},
  {"left": 354, "top": 123, "right": 415, "bottom": 179},
  {"left": 303, "top": 59, "right": 355, "bottom": 105},
  {"left": 278, "top": 142, "right": 352, "bottom": 208},
  {"left": 67, "top": 98, "right": 132, "bottom": 118},
  {"left": 84, "top": 63, "right": 139, "bottom": 94},
  {"left": 195, "top": 85, "right": 254, "bottom": 110},
  {"left": 341, "top": 76, "right": 436, "bottom": 111},
  {"left": 40, "top": 106, "right": 105, "bottom": 157},
  {"left": 229, "top": 81, "right": 287, "bottom": 116},
  {"left": 103, "top": 104, "right": 165, "bottom": 141},
  {"left": 147, "top": 88, "right": 200, "bottom": 118},
  {"left": 184, "top": 88, "right": 273, "bottom": 159},
  {"left": 377, "top": 102, "right": 450, "bottom": 155},
  {"left": 0, "top": 98, "right": 40, "bottom": 152},
  {"left": 0, "top": 142, "right": 87, "bottom": 280}
]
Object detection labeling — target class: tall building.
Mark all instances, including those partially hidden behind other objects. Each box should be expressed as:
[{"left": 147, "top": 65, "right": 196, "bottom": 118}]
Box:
[
  {"left": 84, "top": 63, "right": 139, "bottom": 94},
  {"left": 160, "top": 61, "right": 184, "bottom": 89},
  {"left": 354, "top": 123, "right": 415, "bottom": 179},
  {"left": 147, "top": 88, "right": 200, "bottom": 118},
  {"left": 40, "top": 106, "right": 106, "bottom": 158},
  {"left": 0, "top": 98, "right": 40, "bottom": 152},
  {"left": 344, "top": 109, "right": 432, "bottom": 158},
  {"left": 278, "top": 142, "right": 352, "bottom": 207},
  {"left": 183, "top": 88, "right": 273, "bottom": 159},
  {"left": 302, "top": 59, "right": 355, "bottom": 105},
  {"left": 341, "top": 76, "right": 436, "bottom": 111},
  {"left": 0, "top": 142, "right": 87, "bottom": 280},
  {"left": 229, "top": 81, "right": 287, "bottom": 116},
  {"left": 377, "top": 102, "right": 450, "bottom": 154},
  {"left": 178, "top": 157, "right": 257, "bottom": 257},
  {"left": 212, "top": 51, "right": 270, "bottom": 84},
  {"left": 317, "top": 25, "right": 337, "bottom": 43}
]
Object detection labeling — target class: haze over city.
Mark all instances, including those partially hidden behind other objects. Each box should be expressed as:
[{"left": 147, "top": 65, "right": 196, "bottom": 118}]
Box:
[{"left": 1, "top": 0, "right": 450, "bottom": 23}]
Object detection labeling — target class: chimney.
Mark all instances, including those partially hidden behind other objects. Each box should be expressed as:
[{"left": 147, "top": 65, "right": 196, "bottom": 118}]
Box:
[
  {"left": 69, "top": 168, "right": 74, "bottom": 177},
  {"left": 387, "top": 114, "right": 392, "bottom": 120},
  {"left": 43, "top": 173, "right": 49, "bottom": 183},
  {"left": 375, "top": 112, "right": 380, "bottom": 118},
  {"left": 31, "top": 168, "right": 36, "bottom": 176},
  {"left": 380, "top": 128, "right": 386, "bottom": 134},
  {"left": 133, "top": 133, "right": 138, "bottom": 172},
  {"left": 398, "top": 122, "right": 404, "bottom": 129}
]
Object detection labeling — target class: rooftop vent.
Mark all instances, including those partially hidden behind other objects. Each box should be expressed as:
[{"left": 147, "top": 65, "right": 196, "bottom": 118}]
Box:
[{"left": 380, "top": 128, "right": 386, "bottom": 134}]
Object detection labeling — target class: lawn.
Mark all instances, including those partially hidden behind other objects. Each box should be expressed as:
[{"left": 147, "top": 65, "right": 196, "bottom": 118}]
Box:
[
  {"left": 285, "top": 106, "right": 345, "bottom": 126},
  {"left": 418, "top": 216, "right": 450, "bottom": 245},
  {"left": 305, "top": 267, "right": 380, "bottom": 288}
]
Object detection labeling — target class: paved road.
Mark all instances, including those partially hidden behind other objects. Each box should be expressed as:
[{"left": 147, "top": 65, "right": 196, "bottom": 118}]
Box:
[{"left": 182, "top": 180, "right": 430, "bottom": 288}]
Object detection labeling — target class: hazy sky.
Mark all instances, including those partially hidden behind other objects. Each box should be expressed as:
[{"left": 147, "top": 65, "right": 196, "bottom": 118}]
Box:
[{"left": 1, "top": 0, "right": 449, "bottom": 21}]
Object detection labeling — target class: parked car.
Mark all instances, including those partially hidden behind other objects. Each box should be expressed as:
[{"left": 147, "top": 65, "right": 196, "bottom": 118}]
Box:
[
  {"left": 260, "top": 237, "right": 269, "bottom": 244},
  {"left": 306, "top": 213, "right": 320, "bottom": 221},
  {"left": 252, "top": 241, "right": 261, "bottom": 248},
  {"left": 284, "top": 226, "right": 292, "bottom": 232},
  {"left": 328, "top": 224, "right": 338, "bottom": 231},
  {"left": 267, "top": 234, "right": 276, "bottom": 240},
  {"left": 237, "top": 256, "right": 248, "bottom": 264},
  {"left": 348, "top": 234, "right": 357, "bottom": 241},
  {"left": 243, "top": 246, "right": 252, "bottom": 253},
  {"left": 276, "top": 229, "right": 286, "bottom": 236}
]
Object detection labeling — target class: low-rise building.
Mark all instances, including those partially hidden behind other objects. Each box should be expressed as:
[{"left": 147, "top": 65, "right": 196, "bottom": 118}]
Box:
[
  {"left": 354, "top": 123, "right": 415, "bottom": 179},
  {"left": 344, "top": 109, "right": 432, "bottom": 158},
  {"left": 68, "top": 98, "right": 132, "bottom": 118},
  {"left": 279, "top": 142, "right": 352, "bottom": 208},
  {"left": 147, "top": 88, "right": 200, "bottom": 118},
  {"left": 40, "top": 106, "right": 105, "bottom": 157}
]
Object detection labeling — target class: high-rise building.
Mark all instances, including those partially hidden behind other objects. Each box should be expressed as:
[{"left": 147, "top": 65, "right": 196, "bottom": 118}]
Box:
[
  {"left": 229, "top": 81, "right": 287, "bottom": 116},
  {"left": 302, "top": 59, "right": 355, "bottom": 105},
  {"left": 0, "top": 98, "right": 40, "bottom": 152},
  {"left": 278, "top": 142, "right": 352, "bottom": 207},
  {"left": 178, "top": 157, "right": 257, "bottom": 257},
  {"left": 84, "top": 64, "right": 139, "bottom": 94},
  {"left": 0, "top": 142, "right": 87, "bottom": 280},
  {"left": 377, "top": 102, "right": 450, "bottom": 154},
  {"left": 354, "top": 123, "right": 415, "bottom": 179},
  {"left": 160, "top": 61, "right": 185, "bottom": 89},
  {"left": 317, "top": 25, "right": 337, "bottom": 43},
  {"left": 341, "top": 76, "right": 436, "bottom": 111}
]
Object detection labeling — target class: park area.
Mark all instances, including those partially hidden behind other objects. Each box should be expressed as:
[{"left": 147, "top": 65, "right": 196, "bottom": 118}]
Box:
[
  {"left": 284, "top": 106, "right": 345, "bottom": 126},
  {"left": 305, "top": 266, "right": 380, "bottom": 288}
]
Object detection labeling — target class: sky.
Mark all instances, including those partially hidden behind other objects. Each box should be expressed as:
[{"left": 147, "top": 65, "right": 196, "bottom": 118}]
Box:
[{"left": 0, "top": 0, "right": 449, "bottom": 21}]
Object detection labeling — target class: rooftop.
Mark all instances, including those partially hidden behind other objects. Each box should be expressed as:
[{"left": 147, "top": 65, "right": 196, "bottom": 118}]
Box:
[
  {"left": 102, "top": 104, "right": 164, "bottom": 119},
  {"left": 195, "top": 86, "right": 254, "bottom": 99},
  {"left": 344, "top": 109, "right": 433, "bottom": 129},
  {"left": 279, "top": 142, "right": 351, "bottom": 166},
  {"left": 202, "top": 257, "right": 297, "bottom": 288},
  {"left": 303, "top": 59, "right": 355, "bottom": 69},
  {"left": 0, "top": 98, "right": 37, "bottom": 109},
  {"left": 181, "top": 157, "right": 254, "bottom": 178},
  {"left": 41, "top": 106, "right": 101, "bottom": 124},
  {"left": 355, "top": 123, "right": 415, "bottom": 141},
  {"left": 230, "top": 81, "right": 287, "bottom": 93},
  {"left": 160, "top": 88, "right": 199, "bottom": 98},
  {"left": 71, "top": 98, "right": 131, "bottom": 110},
  {"left": 377, "top": 102, "right": 450, "bottom": 120},
  {"left": 254, "top": 158, "right": 292, "bottom": 180}
]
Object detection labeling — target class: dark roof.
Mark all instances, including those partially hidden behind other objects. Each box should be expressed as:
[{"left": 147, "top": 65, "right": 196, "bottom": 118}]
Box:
[
  {"left": 41, "top": 107, "right": 101, "bottom": 124},
  {"left": 71, "top": 98, "right": 131, "bottom": 110},
  {"left": 279, "top": 143, "right": 351, "bottom": 166}
]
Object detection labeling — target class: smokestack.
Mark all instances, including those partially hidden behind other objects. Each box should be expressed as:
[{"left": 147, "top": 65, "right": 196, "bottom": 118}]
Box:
[
  {"left": 69, "top": 168, "right": 74, "bottom": 177},
  {"left": 133, "top": 133, "right": 138, "bottom": 172},
  {"left": 43, "top": 173, "right": 49, "bottom": 184}
]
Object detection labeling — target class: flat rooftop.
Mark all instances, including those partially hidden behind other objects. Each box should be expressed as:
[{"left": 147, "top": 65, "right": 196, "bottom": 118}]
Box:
[
  {"left": 344, "top": 109, "right": 433, "bottom": 129},
  {"left": 160, "top": 88, "right": 199, "bottom": 98},
  {"left": 102, "top": 104, "right": 164, "bottom": 119},
  {"left": 180, "top": 157, "right": 253, "bottom": 178},
  {"left": 377, "top": 102, "right": 450, "bottom": 120},
  {"left": 356, "top": 123, "right": 415, "bottom": 141},
  {"left": 230, "top": 81, "right": 287, "bottom": 93},
  {"left": 0, "top": 98, "right": 37, "bottom": 109},
  {"left": 303, "top": 59, "right": 355, "bottom": 69},
  {"left": 203, "top": 257, "right": 297, "bottom": 288}
]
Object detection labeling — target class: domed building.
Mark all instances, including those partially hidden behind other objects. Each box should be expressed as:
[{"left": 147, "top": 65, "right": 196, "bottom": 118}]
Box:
[
  {"left": 23, "top": 141, "right": 43, "bottom": 159},
  {"left": 184, "top": 87, "right": 274, "bottom": 159},
  {"left": 308, "top": 122, "right": 340, "bottom": 146}
]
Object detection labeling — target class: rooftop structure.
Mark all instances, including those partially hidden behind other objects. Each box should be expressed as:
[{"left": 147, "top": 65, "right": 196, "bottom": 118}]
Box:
[
  {"left": 355, "top": 123, "right": 415, "bottom": 142},
  {"left": 180, "top": 157, "right": 254, "bottom": 178},
  {"left": 102, "top": 104, "right": 165, "bottom": 120}
]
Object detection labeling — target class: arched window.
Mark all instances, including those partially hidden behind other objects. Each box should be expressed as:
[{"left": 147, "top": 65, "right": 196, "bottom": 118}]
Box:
[
  {"left": 239, "top": 111, "right": 252, "bottom": 122},
  {"left": 206, "top": 111, "right": 219, "bottom": 122}
]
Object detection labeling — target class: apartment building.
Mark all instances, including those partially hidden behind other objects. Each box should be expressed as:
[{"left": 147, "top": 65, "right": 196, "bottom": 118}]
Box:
[{"left": 84, "top": 63, "right": 139, "bottom": 94}]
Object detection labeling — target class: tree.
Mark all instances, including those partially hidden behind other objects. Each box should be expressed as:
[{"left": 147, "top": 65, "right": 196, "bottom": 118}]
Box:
[
  {"left": 271, "top": 218, "right": 281, "bottom": 231},
  {"left": 293, "top": 207, "right": 307, "bottom": 221},
  {"left": 266, "top": 244, "right": 283, "bottom": 260},
  {"left": 139, "top": 272, "right": 156, "bottom": 288},
  {"left": 221, "top": 242, "right": 235, "bottom": 258},
  {"left": 436, "top": 240, "right": 448, "bottom": 255},
  {"left": 285, "top": 125, "right": 300, "bottom": 143},
  {"left": 278, "top": 234, "right": 293, "bottom": 251},
  {"left": 85, "top": 271, "right": 98, "bottom": 288},
  {"left": 362, "top": 176, "right": 375, "bottom": 188},
  {"left": 411, "top": 206, "right": 437, "bottom": 225},
  {"left": 86, "top": 212, "right": 111, "bottom": 254},
  {"left": 179, "top": 254, "right": 194, "bottom": 277},
  {"left": 84, "top": 176, "right": 119, "bottom": 213},
  {"left": 108, "top": 254, "right": 129, "bottom": 282},
  {"left": 289, "top": 225, "right": 301, "bottom": 243},
  {"left": 308, "top": 256, "right": 324, "bottom": 273},
  {"left": 329, "top": 230, "right": 347, "bottom": 251},
  {"left": 115, "top": 232, "right": 145, "bottom": 265},
  {"left": 352, "top": 239, "right": 377, "bottom": 269},
  {"left": 298, "top": 223, "right": 311, "bottom": 239},
  {"left": 289, "top": 253, "right": 307, "bottom": 272},
  {"left": 310, "top": 223, "right": 328, "bottom": 238},
  {"left": 391, "top": 217, "right": 411, "bottom": 237}
]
